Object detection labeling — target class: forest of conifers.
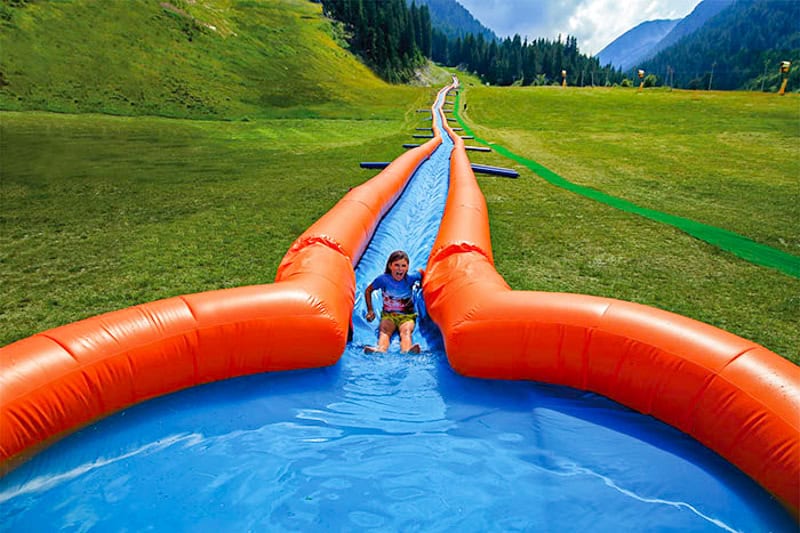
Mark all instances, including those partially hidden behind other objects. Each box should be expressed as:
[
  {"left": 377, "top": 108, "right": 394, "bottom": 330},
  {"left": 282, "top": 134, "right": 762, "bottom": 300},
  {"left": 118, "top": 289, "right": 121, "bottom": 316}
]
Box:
[
  {"left": 319, "top": 0, "right": 798, "bottom": 91},
  {"left": 640, "top": 0, "right": 799, "bottom": 91},
  {"left": 319, "top": 0, "right": 624, "bottom": 86}
]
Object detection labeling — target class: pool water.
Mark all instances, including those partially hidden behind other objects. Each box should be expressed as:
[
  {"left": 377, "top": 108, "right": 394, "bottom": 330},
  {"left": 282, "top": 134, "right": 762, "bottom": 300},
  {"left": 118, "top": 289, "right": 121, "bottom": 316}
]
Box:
[{"left": 0, "top": 345, "right": 793, "bottom": 531}]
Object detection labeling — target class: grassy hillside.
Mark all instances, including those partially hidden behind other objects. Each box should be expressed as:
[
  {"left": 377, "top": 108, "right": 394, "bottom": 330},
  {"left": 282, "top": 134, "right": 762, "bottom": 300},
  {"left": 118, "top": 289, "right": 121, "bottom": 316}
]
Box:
[
  {"left": 0, "top": 0, "right": 401, "bottom": 119},
  {"left": 0, "top": 108, "right": 434, "bottom": 345},
  {"left": 459, "top": 86, "right": 800, "bottom": 362}
]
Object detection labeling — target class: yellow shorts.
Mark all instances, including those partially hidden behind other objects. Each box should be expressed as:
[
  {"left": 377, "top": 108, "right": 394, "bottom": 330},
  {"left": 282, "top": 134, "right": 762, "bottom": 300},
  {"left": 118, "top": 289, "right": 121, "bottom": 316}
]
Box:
[{"left": 381, "top": 312, "right": 417, "bottom": 328}]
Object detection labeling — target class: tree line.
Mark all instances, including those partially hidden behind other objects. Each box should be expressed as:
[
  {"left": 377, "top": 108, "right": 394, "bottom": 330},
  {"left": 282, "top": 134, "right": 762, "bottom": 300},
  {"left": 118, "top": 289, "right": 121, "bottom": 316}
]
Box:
[
  {"left": 320, "top": 0, "right": 431, "bottom": 83},
  {"left": 319, "top": 0, "right": 625, "bottom": 86},
  {"left": 436, "top": 33, "right": 625, "bottom": 87}
]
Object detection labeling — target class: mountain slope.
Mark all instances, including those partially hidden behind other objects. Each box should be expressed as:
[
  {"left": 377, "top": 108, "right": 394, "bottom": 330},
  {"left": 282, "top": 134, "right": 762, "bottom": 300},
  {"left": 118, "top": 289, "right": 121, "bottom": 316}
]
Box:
[
  {"left": 407, "top": 0, "right": 497, "bottom": 41},
  {"left": 645, "top": 0, "right": 735, "bottom": 59},
  {"left": 596, "top": 0, "right": 735, "bottom": 74},
  {"left": 0, "top": 0, "right": 389, "bottom": 119},
  {"left": 641, "top": 0, "right": 800, "bottom": 90},
  {"left": 597, "top": 19, "right": 679, "bottom": 71}
]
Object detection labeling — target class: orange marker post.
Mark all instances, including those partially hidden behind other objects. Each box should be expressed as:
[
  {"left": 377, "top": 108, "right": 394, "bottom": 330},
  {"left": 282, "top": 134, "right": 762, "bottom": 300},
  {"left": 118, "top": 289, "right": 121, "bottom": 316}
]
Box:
[{"left": 779, "top": 61, "right": 791, "bottom": 96}]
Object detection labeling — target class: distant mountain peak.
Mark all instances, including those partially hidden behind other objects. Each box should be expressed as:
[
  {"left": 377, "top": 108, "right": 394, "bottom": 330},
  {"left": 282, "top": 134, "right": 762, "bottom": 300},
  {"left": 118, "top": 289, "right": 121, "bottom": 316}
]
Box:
[
  {"left": 646, "top": 0, "right": 735, "bottom": 59},
  {"left": 596, "top": 0, "right": 735, "bottom": 72},
  {"left": 597, "top": 19, "right": 678, "bottom": 71}
]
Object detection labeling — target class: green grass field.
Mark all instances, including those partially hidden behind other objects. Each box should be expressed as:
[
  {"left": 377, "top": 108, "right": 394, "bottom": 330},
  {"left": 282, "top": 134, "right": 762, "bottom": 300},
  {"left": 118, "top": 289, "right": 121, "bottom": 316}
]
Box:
[
  {"left": 459, "top": 85, "right": 799, "bottom": 362},
  {"left": 0, "top": 97, "right": 434, "bottom": 345},
  {"left": 1, "top": 1, "right": 798, "bottom": 363}
]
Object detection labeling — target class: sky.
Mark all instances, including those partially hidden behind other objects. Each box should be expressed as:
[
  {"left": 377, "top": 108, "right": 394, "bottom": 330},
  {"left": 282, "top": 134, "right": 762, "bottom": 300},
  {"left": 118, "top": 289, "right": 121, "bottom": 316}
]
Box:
[{"left": 455, "top": 0, "right": 704, "bottom": 56}]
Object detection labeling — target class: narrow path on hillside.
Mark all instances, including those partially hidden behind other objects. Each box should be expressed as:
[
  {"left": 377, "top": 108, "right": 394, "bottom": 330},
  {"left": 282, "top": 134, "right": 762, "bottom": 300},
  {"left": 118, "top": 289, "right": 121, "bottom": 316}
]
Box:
[{"left": 454, "top": 92, "right": 800, "bottom": 279}]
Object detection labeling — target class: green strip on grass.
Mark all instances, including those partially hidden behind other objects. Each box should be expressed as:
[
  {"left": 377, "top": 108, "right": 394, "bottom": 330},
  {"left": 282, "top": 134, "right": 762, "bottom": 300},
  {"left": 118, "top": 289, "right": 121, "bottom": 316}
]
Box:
[{"left": 454, "top": 91, "right": 800, "bottom": 279}]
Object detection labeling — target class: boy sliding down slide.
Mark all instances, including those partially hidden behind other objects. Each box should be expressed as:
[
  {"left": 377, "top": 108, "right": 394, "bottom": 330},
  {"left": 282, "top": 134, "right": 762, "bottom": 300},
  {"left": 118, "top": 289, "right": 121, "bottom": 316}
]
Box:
[{"left": 364, "top": 250, "right": 422, "bottom": 354}]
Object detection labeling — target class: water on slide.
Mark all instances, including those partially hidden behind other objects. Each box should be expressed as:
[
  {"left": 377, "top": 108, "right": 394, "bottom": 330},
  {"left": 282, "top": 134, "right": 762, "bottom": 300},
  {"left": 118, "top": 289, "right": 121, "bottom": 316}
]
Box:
[{"left": 0, "top": 90, "right": 793, "bottom": 531}]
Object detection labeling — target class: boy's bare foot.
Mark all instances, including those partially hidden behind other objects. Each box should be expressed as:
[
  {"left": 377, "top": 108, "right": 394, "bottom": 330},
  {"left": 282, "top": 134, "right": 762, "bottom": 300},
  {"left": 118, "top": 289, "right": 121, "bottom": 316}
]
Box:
[
  {"left": 364, "top": 345, "right": 382, "bottom": 354},
  {"left": 408, "top": 344, "right": 421, "bottom": 354}
]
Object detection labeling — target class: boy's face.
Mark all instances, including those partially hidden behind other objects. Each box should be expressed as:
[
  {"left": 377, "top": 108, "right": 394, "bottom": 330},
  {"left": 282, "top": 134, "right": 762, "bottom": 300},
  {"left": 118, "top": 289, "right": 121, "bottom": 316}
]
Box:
[{"left": 389, "top": 259, "right": 409, "bottom": 281}]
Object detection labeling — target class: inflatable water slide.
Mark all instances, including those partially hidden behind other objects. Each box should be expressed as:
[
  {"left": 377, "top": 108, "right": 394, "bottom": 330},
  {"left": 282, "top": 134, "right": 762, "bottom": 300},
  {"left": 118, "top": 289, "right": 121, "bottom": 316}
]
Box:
[{"left": 1, "top": 79, "right": 797, "bottom": 516}]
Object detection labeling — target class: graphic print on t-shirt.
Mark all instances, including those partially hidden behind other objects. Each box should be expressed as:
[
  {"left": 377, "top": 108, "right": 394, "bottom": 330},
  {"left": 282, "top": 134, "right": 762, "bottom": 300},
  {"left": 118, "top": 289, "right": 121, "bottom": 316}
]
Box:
[{"left": 372, "top": 271, "right": 422, "bottom": 314}]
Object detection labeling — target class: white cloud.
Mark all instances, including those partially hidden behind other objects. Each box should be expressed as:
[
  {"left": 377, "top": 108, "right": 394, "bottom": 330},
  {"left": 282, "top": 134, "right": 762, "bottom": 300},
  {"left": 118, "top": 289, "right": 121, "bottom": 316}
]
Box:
[{"left": 457, "top": 0, "right": 702, "bottom": 55}]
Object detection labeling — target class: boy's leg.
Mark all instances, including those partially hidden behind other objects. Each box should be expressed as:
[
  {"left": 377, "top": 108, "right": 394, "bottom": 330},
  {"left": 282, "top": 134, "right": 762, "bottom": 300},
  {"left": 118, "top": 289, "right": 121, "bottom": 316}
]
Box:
[
  {"left": 398, "top": 320, "right": 420, "bottom": 353},
  {"left": 376, "top": 317, "right": 396, "bottom": 352}
]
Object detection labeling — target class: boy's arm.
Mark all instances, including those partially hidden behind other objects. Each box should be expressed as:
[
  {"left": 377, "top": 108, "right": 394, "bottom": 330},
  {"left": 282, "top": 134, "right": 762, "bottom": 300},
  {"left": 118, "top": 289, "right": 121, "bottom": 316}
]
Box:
[
  {"left": 414, "top": 269, "right": 425, "bottom": 287},
  {"left": 364, "top": 283, "right": 376, "bottom": 320}
]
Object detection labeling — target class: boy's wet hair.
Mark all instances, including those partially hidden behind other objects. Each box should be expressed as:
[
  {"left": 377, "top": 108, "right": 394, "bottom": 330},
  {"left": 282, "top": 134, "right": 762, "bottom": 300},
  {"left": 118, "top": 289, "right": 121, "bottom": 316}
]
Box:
[{"left": 384, "top": 250, "right": 410, "bottom": 274}]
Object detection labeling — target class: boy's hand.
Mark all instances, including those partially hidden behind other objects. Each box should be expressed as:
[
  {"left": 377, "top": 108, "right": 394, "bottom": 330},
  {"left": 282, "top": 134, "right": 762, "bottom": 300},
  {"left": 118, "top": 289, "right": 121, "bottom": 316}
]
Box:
[{"left": 366, "top": 310, "right": 376, "bottom": 322}]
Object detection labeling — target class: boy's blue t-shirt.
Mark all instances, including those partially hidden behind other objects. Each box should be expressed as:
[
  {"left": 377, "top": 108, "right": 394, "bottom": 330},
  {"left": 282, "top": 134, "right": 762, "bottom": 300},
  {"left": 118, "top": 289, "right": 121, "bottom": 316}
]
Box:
[{"left": 371, "top": 271, "right": 422, "bottom": 314}]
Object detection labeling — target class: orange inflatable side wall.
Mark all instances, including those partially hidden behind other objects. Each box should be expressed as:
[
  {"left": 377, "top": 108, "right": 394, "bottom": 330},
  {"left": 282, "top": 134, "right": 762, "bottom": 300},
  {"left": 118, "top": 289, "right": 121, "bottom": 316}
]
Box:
[
  {"left": 423, "top": 80, "right": 800, "bottom": 515},
  {"left": 0, "top": 84, "right": 454, "bottom": 472}
]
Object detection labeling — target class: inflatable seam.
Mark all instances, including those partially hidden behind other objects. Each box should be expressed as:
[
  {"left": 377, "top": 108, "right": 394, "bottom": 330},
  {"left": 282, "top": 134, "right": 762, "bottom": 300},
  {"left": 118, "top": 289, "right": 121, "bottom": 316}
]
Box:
[
  {"left": 178, "top": 295, "right": 200, "bottom": 324},
  {"left": 717, "top": 346, "right": 798, "bottom": 429},
  {"left": 595, "top": 300, "right": 615, "bottom": 322},
  {"left": 430, "top": 242, "right": 493, "bottom": 266},
  {"left": 38, "top": 333, "right": 80, "bottom": 363},
  {"left": 286, "top": 235, "right": 351, "bottom": 264},
  {"left": 721, "top": 344, "right": 757, "bottom": 368}
]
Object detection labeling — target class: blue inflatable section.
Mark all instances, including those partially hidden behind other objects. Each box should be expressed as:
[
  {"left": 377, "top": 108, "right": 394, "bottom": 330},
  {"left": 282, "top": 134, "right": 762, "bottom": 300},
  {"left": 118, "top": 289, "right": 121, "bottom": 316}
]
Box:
[{"left": 0, "top": 87, "right": 794, "bottom": 530}]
